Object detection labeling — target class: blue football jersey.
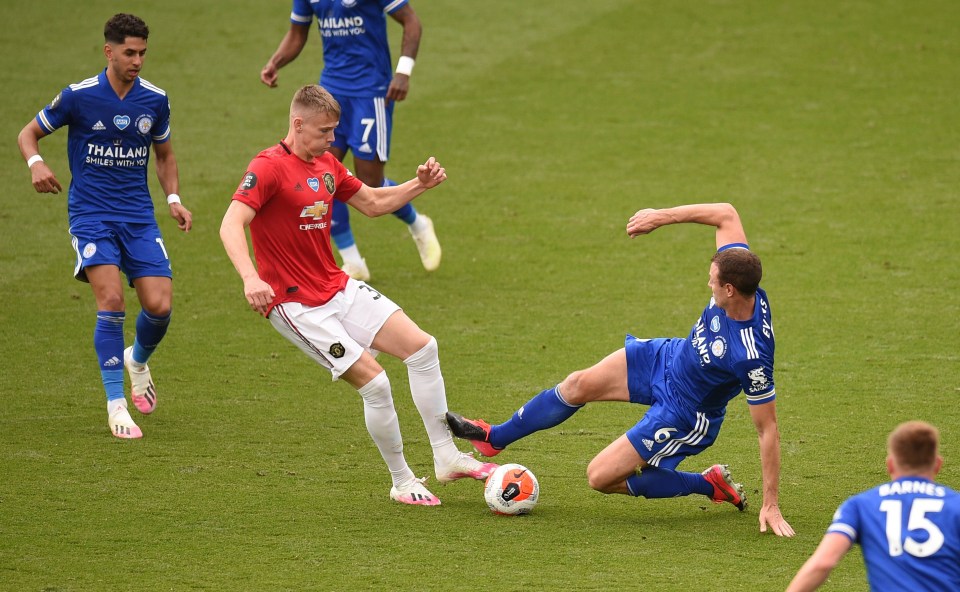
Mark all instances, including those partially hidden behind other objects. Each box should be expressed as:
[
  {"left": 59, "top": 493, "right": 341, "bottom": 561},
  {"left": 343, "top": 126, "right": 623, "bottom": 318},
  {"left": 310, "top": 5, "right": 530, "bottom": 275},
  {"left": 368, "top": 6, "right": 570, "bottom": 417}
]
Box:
[
  {"left": 291, "top": 0, "right": 407, "bottom": 96},
  {"left": 36, "top": 70, "right": 171, "bottom": 225},
  {"left": 667, "top": 284, "right": 776, "bottom": 414},
  {"left": 828, "top": 477, "right": 960, "bottom": 591}
]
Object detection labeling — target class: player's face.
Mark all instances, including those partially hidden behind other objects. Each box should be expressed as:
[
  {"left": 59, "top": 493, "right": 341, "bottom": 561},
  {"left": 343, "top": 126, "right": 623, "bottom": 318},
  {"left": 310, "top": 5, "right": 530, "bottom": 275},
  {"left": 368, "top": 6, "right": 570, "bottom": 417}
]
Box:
[
  {"left": 708, "top": 262, "right": 728, "bottom": 306},
  {"left": 105, "top": 37, "right": 147, "bottom": 84},
  {"left": 299, "top": 112, "right": 339, "bottom": 158}
]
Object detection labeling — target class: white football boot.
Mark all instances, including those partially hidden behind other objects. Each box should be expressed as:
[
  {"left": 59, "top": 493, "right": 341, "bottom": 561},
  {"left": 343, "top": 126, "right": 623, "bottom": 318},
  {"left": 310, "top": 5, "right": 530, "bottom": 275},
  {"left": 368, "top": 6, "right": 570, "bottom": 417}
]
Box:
[
  {"left": 108, "top": 400, "right": 143, "bottom": 439},
  {"left": 409, "top": 215, "right": 441, "bottom": 272},
  {"left": 389, "top": 476, "right": 441, "bottom": 506},
  {"left": 124, "top": 346, "right": 157, "bottom": 414},
  {"left": 341, "top": 259, "right": 371, "bottom": 282},
  {"left": 435, "top": 451, "right": 499, "bottom": 484}
]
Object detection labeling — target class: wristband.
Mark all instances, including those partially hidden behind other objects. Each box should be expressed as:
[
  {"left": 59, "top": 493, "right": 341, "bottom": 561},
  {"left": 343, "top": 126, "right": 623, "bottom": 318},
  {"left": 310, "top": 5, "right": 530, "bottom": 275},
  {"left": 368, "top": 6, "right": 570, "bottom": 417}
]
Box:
[
  {"left": 27, "top": 155, "right": 44, "bottom": 168},
  {"left": 166, "top": 193, "right": 182, "bottom": 205},
  {"left": 396, "top": 56, "right": 415, "bottom": 76}
]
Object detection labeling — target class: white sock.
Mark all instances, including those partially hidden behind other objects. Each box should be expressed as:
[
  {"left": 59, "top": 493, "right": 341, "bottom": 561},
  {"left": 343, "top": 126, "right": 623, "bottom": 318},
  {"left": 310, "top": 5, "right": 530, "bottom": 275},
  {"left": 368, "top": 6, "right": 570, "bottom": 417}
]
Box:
[
  {"left": 408, "top": 215, "right": 429, "bottom": 234},
  {"left": 357, "top": 371, "right": 414, "bottom": 486},
  {"left": 339, "top": 244, "right": 364, "bottom": 266},
  {"left": 107, "top": 397, "right": 128, "bottom": 414},
  {"left": 404, "top": 337, "right": 459, "bottom": 466}
]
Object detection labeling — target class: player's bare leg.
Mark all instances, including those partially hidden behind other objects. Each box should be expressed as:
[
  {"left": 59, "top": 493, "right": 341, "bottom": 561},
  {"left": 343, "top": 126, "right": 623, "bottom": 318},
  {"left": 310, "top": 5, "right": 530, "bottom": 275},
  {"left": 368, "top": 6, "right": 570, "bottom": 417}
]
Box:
[{"left": 587, "top": 435, "right": 645, "bottom": 494}]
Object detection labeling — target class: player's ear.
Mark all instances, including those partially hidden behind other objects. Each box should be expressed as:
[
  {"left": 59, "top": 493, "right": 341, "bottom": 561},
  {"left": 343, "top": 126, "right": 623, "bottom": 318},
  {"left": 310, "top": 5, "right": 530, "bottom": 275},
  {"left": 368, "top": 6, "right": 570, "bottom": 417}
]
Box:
[{"left": 934, "top": 455, "right": 944, "bottom": 474}]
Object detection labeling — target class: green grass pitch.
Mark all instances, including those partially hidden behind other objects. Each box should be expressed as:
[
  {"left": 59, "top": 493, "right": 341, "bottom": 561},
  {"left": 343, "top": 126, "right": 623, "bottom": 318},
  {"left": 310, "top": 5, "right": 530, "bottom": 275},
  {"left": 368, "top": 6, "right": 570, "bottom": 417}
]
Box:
[{"left": 1, "top": 0, "right": 958, "bottom": 590}]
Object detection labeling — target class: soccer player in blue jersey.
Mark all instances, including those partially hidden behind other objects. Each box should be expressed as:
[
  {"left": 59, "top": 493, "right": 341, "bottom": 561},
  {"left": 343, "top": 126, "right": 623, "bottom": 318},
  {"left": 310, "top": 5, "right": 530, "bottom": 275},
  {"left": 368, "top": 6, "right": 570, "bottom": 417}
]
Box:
[
  {"left": 788, "top": 421, "right": 960, "bottom": 591},
  {"left": 17, "top": 13, "right": 192, "bottom": 439},
  {"left": 260, "top": 0, "right": 441, "bottom": 281},
  {"left": 447, "top": 203, "right": 795, "bottom": 536}
]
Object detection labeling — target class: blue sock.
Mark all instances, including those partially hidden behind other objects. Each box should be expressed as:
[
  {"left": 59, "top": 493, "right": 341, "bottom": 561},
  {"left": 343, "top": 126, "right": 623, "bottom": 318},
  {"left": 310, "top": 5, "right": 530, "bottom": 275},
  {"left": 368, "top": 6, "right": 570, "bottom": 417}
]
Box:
[
  {"left": 488, "top": 386, "right": 583, "bottom": 449},
  {"left": 94, "top": 311, "right": 125, "bottom": 403},
  {"left": 384, "top": 178, "right": 418, "bottom": 224},
  {"left": 625, "top": 467, "right": 713, "bottom": 498},
  {"left": 330, "top": 199, "right": 354, "bottom": 250},
  {"left": 132, "top": 310, "right": 171, "bottom": 364}
]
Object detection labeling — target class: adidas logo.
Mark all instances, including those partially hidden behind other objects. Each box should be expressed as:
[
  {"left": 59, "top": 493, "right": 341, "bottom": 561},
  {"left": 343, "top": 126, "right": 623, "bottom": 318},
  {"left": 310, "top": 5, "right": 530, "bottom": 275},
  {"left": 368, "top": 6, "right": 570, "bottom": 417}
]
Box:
[
  {"left": 93, "top": 120, "right": 106, "bottom": 131},
  {"left": 358, "top": 142, "right": 372, "bottom": 153},
  {"left": 642, "top": 438, "right": 654, "bottom": 451},
  {"left": 517, "top": 406, "right": 524, "bottom": 419},
  {"left": 103, "top": 356, "right": 121, "bottom": 367},
  {"left": 294, "top": 182, "right": 304, "bottom": 192}
]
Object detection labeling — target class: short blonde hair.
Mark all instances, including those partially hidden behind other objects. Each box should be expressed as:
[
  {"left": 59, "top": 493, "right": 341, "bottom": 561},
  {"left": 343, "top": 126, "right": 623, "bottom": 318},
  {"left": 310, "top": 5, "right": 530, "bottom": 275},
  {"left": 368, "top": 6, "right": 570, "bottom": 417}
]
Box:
[
  {"left": 291, "top": 84, "right": 341, "bottom": 119},
  {"left": 888, "top": 421, "right": 940, "bottom": 473}
]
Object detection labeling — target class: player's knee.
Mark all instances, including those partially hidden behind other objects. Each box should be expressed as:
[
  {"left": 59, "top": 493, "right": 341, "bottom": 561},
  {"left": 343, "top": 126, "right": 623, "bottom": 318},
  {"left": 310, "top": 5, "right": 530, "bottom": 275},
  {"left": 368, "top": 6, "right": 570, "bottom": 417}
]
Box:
[
  {"left": 138, "top": 294, "right": 172, "bottom": 317},
  {"left": 96, "top": 291, "right": 125, "bottom": 312},
  {"left": 585, "top": 462, "right": 614, "bottom": 494},
  {"left": 559, "top": 370, "right": 596, "bottom": 405},
  {"left": 403, "top": 335, "right": 438, "bottom": 370},
  {"left": 357, "top": 371, "right": 392, "bottom": 408},
  {"left": 147, "top": 303, "right": 172, "bottom": 317}
]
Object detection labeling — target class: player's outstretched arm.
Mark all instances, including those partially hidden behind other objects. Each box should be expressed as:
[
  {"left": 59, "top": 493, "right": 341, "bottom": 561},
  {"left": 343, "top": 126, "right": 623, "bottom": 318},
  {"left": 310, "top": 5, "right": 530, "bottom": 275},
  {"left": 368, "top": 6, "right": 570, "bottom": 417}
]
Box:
[
  {"left": 749, "top": 401, "right": 796, "bottom": 537},
  {"left": 785, "top": 533, "right": 853, "bottom": 592},
  {"left": 349, "top": 157, "right": 446, "bottom": 217},
  {"left": 18, "top": 120, "right": 62, "bottom": 194},
  {"left": 261, "top": 23, "right": 310, "bottom": 88},
  {"left": 220, "top": 201, "right": 275, "bottom": 316},
  {"left": 626, "top": 202, "right": 747, "bottom": 249}
]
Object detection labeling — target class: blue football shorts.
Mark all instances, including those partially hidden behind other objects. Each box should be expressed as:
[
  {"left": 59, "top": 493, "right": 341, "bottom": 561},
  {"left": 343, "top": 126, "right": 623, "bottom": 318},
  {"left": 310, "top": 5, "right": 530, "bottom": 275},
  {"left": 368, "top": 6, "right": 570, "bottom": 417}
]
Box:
[
  {"left": 69, "top": 219, "right": 172, "bottom": 285},
  {"left": 331, "top": 94, "right": 395, "bottom": 162},
  {"left": 623, "top": 336, "right": 724, "bottom": 469}
]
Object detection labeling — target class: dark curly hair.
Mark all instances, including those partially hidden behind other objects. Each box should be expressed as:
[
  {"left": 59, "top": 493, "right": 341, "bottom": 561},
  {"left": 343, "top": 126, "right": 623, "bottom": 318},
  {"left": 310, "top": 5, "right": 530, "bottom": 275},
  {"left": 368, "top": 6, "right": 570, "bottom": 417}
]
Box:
[{"left": 104, "top": 13, "right": 149, "bottom": 45}]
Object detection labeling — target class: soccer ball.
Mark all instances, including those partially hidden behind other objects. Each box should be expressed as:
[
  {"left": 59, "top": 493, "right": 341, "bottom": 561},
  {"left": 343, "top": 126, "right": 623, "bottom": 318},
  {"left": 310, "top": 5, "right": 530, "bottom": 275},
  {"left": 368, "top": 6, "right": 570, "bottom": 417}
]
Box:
[{"left": 483, "top": 463, "right": 539, "bottom": 515}]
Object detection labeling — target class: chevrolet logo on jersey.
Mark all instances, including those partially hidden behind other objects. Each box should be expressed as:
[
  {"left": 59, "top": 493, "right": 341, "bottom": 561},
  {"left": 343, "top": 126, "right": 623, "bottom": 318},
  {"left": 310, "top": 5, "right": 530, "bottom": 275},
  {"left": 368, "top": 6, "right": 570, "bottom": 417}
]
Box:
[{"left": 300, "top": 201, "right": 329, "bottom": 220}]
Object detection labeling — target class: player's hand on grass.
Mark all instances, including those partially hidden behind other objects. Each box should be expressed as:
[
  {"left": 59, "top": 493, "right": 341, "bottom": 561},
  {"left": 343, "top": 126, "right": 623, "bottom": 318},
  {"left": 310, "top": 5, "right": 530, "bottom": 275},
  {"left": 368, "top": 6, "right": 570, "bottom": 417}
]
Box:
[
  {"left": 416, "top": 157, "right": 446, "bottom": 189},
  {"left": 170, "top": 202, "right": 193, "bottom": 232},
  {"left": 760, "top": 503, "right": 796, "bottom": 537}
]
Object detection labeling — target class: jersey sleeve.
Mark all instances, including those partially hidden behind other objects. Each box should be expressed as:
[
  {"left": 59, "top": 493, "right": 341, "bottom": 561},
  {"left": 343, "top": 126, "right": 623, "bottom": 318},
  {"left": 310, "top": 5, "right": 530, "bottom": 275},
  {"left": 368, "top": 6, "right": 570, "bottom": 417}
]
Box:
[
  {"left": 232, "top": 155, "right": 280, "bottom": 212},
  {"left": 826, "top": 497, "right": 860, "bottom": 542},
  {"left": 35, "top": 86, "right": 74, "bottom": 134},
  {"left": 718, "top": 242, "right": 750, "bottom": 252},
  {"left": 382, "top": 0, "right": 410, "bottom": 15},
  {"left": 291, "top": 0, "right": 313, "bottom": 24},
  {"left": 152, "top": 97, "right": 172, "bottom": 144},
  {"left": 734, "top": 356, "right": 775, "bottom": 405}
]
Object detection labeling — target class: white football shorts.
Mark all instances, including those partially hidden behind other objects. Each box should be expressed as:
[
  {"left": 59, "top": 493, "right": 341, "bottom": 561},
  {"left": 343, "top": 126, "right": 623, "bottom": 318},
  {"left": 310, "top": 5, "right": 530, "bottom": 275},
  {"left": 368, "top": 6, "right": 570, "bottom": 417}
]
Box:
[{"left": 268, "top": 278, "right": 401, "bottom": 380}]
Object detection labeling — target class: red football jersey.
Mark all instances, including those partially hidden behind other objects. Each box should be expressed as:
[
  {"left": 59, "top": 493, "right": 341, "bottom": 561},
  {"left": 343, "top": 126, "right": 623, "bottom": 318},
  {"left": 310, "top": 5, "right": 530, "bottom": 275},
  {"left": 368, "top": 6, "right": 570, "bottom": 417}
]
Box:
[{"left": 232, "top": 142, "right": 363, "bottom": 314}]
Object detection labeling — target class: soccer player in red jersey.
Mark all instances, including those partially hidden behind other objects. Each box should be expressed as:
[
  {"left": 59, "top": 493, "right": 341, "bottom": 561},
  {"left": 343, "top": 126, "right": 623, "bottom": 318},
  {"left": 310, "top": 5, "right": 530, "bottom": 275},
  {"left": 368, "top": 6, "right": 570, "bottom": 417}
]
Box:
[{"left": 220, "top": 85, "right": 495, "bottom": 506}]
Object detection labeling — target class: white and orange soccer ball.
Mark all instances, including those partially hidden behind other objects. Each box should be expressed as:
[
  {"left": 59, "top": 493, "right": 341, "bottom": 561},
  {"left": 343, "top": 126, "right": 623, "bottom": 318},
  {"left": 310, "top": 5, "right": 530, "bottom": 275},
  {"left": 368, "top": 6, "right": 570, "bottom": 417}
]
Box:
[{"left": 483, "top": 463, "right": 539, "bottom": 515}]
